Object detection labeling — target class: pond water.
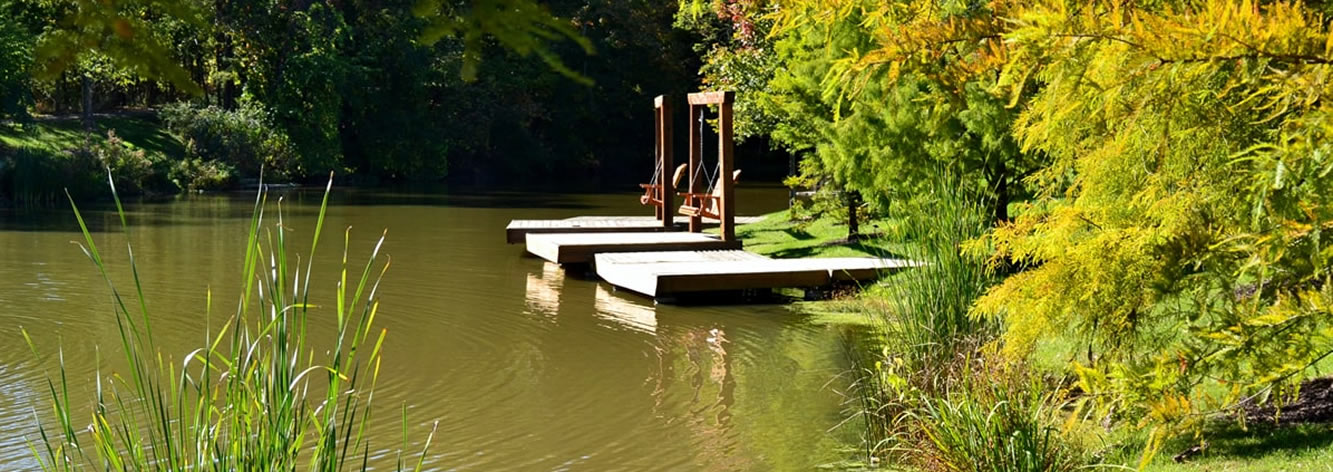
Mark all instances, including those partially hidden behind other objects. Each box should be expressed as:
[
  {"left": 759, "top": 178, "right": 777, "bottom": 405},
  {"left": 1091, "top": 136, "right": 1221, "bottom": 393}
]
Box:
[{"left": 0, "top": 186, "right": 862, "bottom": 470}]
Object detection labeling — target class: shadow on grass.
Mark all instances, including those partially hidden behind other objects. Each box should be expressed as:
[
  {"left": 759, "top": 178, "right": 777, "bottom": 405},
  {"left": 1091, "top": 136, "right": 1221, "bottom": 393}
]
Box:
[
  {"left": 783, "top": 227, "right": 815, "bottom": 240},
  {"left": 765, "top": 239, "right": 906, "bottom": 260},
  {"left": 1167, "top": 423, "right": 1333, "bottom": 464}
]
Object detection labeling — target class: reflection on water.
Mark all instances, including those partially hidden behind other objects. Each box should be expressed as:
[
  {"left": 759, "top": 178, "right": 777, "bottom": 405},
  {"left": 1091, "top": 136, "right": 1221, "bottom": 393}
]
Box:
[
  {"left": 594, "top": 285, "right": 658, "bottom": 334},
  {"left": 524, "top": 262, "right": 565, "bottom": 318},
  {"left": 0, "top": 186, "right": 863, "bottom": 470}
]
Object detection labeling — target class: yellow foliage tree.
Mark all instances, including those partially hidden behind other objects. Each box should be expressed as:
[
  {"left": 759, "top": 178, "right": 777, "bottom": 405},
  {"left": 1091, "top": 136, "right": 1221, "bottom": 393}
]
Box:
[{"left": 975, "top": 0, "right": 1333, "bottom": 431}]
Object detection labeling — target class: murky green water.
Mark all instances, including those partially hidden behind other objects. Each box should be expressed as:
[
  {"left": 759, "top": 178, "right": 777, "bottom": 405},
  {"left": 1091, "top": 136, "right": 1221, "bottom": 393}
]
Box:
[{"left": 0, "top": 186, "right": 862, "bottom": 470}]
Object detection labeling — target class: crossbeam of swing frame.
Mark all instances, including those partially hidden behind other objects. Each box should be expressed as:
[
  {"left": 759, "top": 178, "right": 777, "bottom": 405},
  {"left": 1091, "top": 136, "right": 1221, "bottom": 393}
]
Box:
[{"left": 684, "top": 91, "right": 736, "bottom": 242}]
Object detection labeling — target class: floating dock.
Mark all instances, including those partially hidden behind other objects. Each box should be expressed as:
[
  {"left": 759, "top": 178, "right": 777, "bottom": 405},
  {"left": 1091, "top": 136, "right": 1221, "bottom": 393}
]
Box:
[
  {"left": 525, "top": 232, "right": 743, "bottom": 264},
  {"left": 594, "top": 250, "right": 912, "bottom": 298},
  {"left": 506, "top": 215, "right": 764, "bottom": 244},
  {"left": 510, "top": 92, "right": 913, "bottom": 302}
]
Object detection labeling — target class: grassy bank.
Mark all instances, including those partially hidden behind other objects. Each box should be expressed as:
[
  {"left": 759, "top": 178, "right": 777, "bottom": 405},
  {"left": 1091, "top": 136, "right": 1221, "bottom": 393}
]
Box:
[
  {"left": 0, "top": 115, "right": 183, "bottom": 157},
  {"left": 2, "top": 103, "right": 299, "bottom": 205},
  {"left": 0, "top": 115, "right": 185, "bottom": 205}
]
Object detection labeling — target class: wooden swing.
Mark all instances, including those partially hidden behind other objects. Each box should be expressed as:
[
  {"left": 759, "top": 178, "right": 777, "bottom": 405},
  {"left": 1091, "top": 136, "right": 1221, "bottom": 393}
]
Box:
[
  {"left": 677, "top": 91, "right": 738, "bottom": 241},
  {"left": 637, "top": 96, "right": 677, "bottom": 226},
  {"left": 679, "top": 169, "right": 741, "bottom": 219},
  {"left": 640, "top": 164, "right": 689, "bottom": 206}
]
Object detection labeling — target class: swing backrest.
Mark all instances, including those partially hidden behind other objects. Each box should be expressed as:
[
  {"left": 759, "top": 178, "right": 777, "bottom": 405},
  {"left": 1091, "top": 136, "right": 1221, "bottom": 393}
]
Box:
[{"left": 672, "top": 164, "right": 689, "bottom": 188}]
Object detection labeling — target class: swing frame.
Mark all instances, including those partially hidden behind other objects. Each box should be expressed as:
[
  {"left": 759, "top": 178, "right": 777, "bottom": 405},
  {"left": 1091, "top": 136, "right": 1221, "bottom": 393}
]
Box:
[
  {"left": 678, "top": 91, "right": 736, "bottom": 242},
  {"left": 637, "top": 95, "right": 675, "bottom": 227}
]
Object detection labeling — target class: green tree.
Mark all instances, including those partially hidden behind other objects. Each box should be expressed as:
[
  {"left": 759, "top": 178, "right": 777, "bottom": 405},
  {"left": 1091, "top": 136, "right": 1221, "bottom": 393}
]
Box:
[
  {"left": 679, "top": 0, "right": 1039, "bottom": 237},
  {"left": 0, "top": 6, "right": 34, "bottom": 120}
]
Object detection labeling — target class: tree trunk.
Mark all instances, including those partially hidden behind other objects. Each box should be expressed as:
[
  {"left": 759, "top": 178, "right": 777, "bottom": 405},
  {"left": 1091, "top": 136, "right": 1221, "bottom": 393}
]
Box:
[
  {"left": 82, "top": 74, "right": 93, "bottom": 131},
  {"left": 216, "top": 26, "right": 238, "bottom": 110},
  {"left": 82, "top": 74, "right": 94, "bottom": 153},
  {"left": 993, "top": 161, "right": 1010, "bottom": 224},
  {"left": 788, "top": 153, "right": 796, "bottom": 209},
  {"left": 847, "top": 190, "right": 861, "bottom": 241}
]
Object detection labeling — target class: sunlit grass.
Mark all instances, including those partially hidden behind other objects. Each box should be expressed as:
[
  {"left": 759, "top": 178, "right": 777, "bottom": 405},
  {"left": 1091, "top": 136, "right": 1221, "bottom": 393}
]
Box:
[
  {"left": 716, "top": 209, "right": 902, "bottom": 259},
  {"left": 0, "top": 116, "right": 183, "bottom": 157},
  {"left": 21, "top": 172, "right": 433, "bottom": 470},
  {"left": 1139, "top": 424, "right": 1333, "bottom": 471}
]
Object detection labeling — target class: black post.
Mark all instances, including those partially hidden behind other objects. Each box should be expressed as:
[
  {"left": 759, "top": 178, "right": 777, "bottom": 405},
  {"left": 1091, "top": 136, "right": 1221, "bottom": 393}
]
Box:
[
  {"left": 847, "top": 190, "right": 861, "bottom": 241},
  {"left": 82, "top": 74, "right": 93, "bottom": 131},
  {"left": 788, "top": 153, "right": 796, "bottom": 209}
]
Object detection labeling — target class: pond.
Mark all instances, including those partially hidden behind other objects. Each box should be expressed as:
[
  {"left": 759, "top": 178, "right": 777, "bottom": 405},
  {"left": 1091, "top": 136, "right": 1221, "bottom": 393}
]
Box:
[{"left": 0, "top": 185, "right": 863, "bottom": 470}]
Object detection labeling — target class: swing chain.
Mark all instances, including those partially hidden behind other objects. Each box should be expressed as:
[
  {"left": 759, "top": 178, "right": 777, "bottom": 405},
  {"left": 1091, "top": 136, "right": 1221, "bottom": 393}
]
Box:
[{"left": 693, "top": 110, "right": 719, "bottom": 193}]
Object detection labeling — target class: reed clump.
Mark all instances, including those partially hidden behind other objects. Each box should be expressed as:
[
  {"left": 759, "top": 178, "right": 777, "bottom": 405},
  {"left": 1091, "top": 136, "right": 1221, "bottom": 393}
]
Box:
[
  {"left": 844, "top": 177, "right": 1087, "bottom": 471},
  {"left": 22, "top": 173, "right": 433, "bottom": 471}
]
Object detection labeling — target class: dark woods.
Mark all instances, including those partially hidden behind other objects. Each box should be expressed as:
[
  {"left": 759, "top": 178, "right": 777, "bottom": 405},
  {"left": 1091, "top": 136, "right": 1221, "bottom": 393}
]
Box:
[{"left": 0, "top": 0, "right": 739, "bottom": 189}]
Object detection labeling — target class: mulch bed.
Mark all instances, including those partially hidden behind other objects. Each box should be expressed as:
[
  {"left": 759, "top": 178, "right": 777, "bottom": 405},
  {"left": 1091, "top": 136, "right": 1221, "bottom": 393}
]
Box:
[{"left": 1245, "top": 377, "right": 1333, "bottom": 425}]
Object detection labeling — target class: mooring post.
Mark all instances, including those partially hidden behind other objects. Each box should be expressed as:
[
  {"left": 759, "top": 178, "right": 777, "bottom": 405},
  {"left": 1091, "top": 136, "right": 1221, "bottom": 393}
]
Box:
[
  {"left": 652, "top": 98, "right": 663, "bottom": 221},
  {"left": 657, "top": 95, "right": 673, "bottom": 229},
  {"left": 718, "top": 91, "right": 736, "bottom": 242}
]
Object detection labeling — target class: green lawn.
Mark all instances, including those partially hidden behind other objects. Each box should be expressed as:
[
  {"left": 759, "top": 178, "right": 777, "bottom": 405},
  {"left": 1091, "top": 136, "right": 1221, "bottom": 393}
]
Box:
[
  {"left": 0, "top": 115, "right": 183, "bottom": 158},
  {"left": 1135, "top": 424, "right": 1333, "bottom": 472},
  {"left": 721, "top": 210, "right": 904, "bottom": 259}
]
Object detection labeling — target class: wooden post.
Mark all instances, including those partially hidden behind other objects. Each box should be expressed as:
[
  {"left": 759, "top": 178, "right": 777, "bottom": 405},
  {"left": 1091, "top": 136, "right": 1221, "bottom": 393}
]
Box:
[
  {"left": 687, "top": 102, "right": 703, "bottom": 232},
  {"left": 652, "top": 98, "right": 663, "bottom": 221},
  {"left": 717, "top": 92, "right": 735, "bottom": 242},
  {"left": 655, "top": 96, "right": 674, "bottom": 228}
]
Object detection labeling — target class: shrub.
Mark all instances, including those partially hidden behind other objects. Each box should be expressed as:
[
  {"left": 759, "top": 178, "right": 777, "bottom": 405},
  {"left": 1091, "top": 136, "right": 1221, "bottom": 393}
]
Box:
[
  {"left": 89, "top": 130, "right": 161, "bottom": 194},
  {"left": 161, "top": 102, "right": 297, "bottom": 178},
  {"left": 169, "top": 158, "right": 237, "bottom": 191}
]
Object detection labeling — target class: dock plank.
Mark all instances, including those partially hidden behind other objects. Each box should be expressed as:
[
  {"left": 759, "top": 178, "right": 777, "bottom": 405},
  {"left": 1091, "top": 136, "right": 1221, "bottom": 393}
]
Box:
[
  {"left": 595, "top": 250, "right": 913, "bottom": 298},
  {"left": 525, "top": 232, "right": 744, "bottom": 264},
  {"left": 506, "top": 215, "right": 766, "bottom": 244},
  {"left": 506, "top": 217, "right": 676, "bottom": 244}
]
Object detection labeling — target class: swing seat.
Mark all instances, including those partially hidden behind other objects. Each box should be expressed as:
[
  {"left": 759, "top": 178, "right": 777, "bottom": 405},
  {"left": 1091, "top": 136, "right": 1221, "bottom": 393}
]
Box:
[
  {"left": 640, "top": 164, "right": 690, "bottom": 206},
  {"left": 679, "top": 169, "right": 742, "bottom": 219}
]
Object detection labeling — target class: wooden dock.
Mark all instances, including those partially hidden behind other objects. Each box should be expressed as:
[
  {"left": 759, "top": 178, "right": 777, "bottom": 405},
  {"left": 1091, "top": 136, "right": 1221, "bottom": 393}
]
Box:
[
  {"left": 595, "top": 250, "right": 913, "bottom": 298},
  {"left": 525, "top": 232, "right": 743, "bottom": 264},
  {"left": 506, "top": 216, "right": 765, "bottom": 244},
  {"left": 506, "top": 91, "right": 915, "bottom": 303}
]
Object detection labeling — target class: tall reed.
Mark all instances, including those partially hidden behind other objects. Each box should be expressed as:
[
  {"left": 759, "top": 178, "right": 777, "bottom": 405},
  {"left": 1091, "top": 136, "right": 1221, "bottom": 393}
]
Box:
[
  {"left": 884, "top": 179, "right": 997, "bottom": 368},
  {"left": 841, "top": 177, "right": 997, "bottom": 460},
  {"left": 22, "top": 172, "right": 434, "bottom": 470},
  {"left": 914, "top": 359, "right": 1080, "bottom": 472},
  {"left": 843, "top": 176, "right": 1086, "bottom": 469}
]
